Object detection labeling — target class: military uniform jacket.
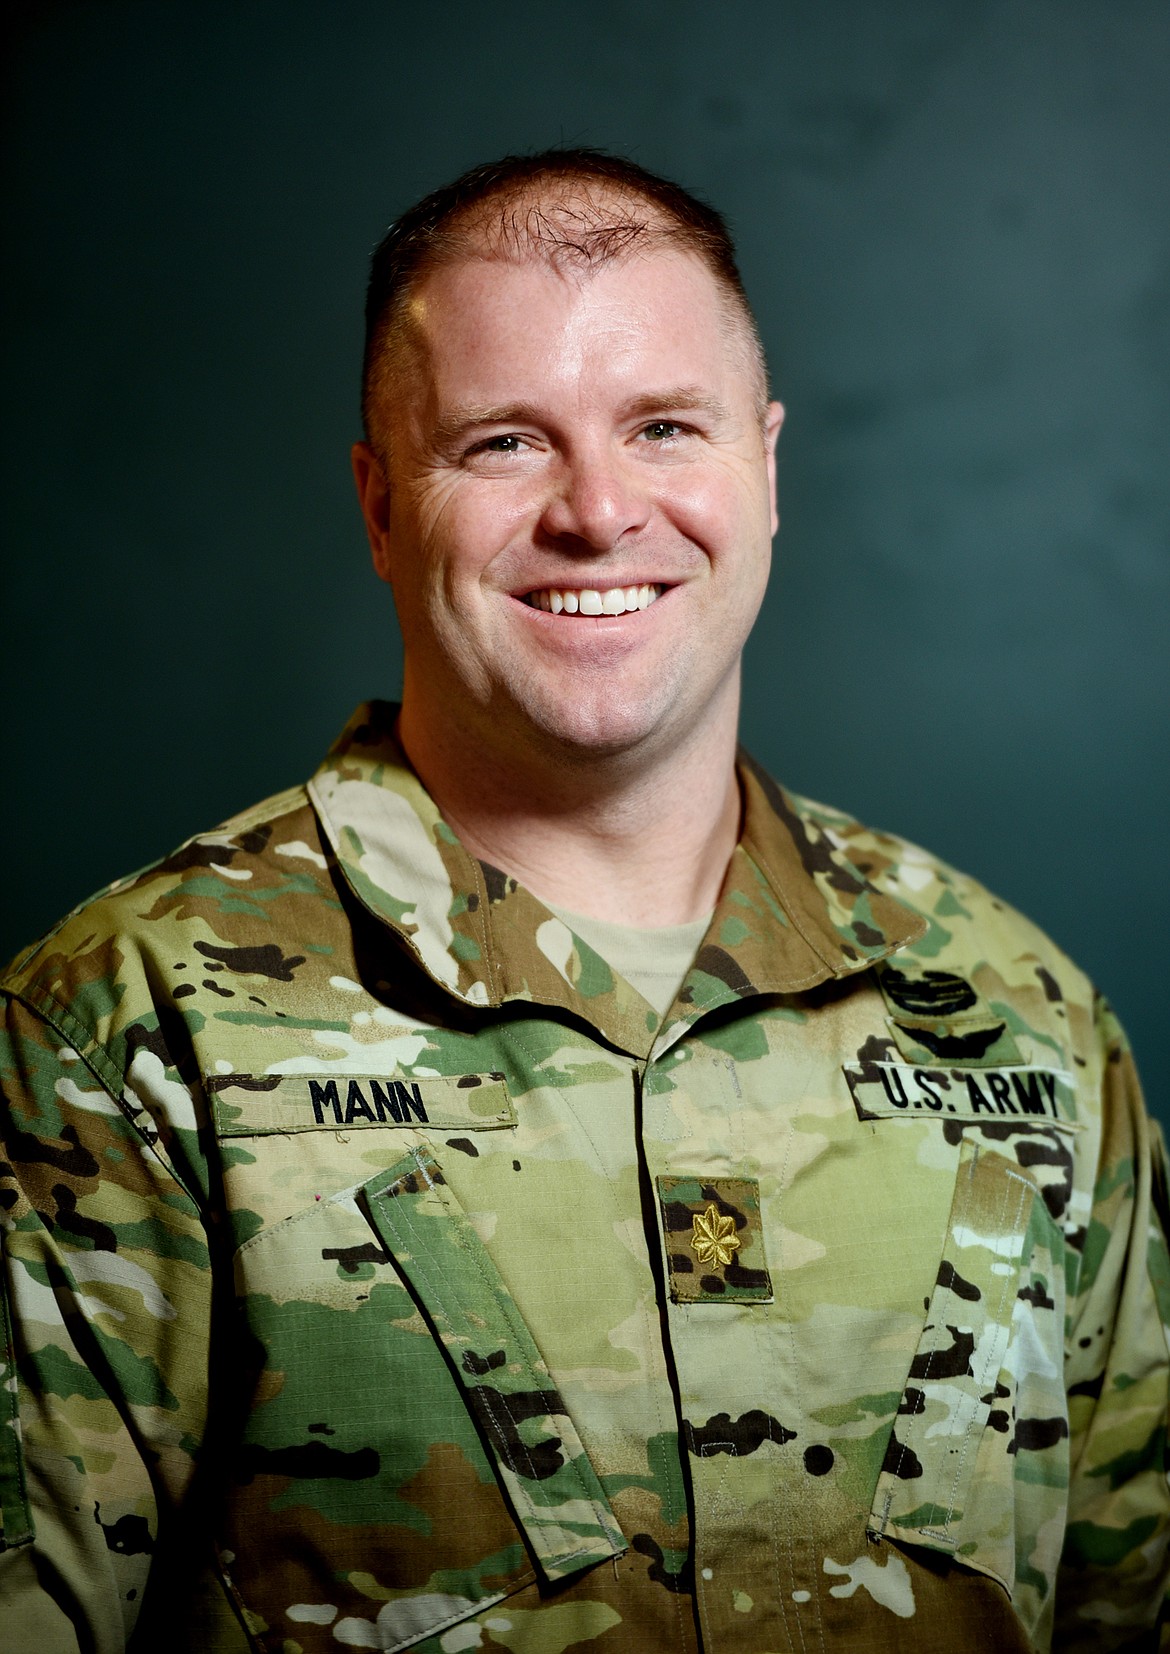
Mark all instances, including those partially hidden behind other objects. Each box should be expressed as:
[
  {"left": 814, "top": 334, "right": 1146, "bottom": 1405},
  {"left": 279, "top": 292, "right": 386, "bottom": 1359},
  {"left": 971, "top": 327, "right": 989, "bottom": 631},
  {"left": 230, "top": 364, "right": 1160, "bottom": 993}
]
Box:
[{"left": 1, "top": 702, "right": 1168, "bottom": 1653}]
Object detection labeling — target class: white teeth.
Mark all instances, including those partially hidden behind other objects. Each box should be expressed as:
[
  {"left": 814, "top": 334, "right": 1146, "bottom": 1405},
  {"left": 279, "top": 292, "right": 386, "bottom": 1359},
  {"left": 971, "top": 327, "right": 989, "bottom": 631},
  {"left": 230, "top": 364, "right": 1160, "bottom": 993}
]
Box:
[{"left": 527, "top": 583, "right": 662, "bottom": 615}]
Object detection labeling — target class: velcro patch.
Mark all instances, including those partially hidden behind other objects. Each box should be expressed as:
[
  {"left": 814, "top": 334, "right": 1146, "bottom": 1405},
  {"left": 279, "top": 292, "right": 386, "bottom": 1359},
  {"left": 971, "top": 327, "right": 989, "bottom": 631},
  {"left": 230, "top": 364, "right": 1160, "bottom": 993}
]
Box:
[
  {"left": 656, "top": 1175, "right": 773, "bottom": 1304},
  {"left": 208, "top": 1072, "right": 515, "bottom": 1136},
  {"left": 844, "top": 1060, "right": 1079, "bottom": 1128}
]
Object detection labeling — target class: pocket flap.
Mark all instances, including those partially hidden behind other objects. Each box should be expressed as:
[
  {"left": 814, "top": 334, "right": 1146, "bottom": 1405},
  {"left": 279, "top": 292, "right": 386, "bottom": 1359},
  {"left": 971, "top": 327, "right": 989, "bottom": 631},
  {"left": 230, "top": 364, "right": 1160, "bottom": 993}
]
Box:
[
  {"left": 869, "top": 1139, "right": 1036, "bottom": 1567},
  {"left": 363, "top": 1148, "right": 627, "bottom": 1583}
]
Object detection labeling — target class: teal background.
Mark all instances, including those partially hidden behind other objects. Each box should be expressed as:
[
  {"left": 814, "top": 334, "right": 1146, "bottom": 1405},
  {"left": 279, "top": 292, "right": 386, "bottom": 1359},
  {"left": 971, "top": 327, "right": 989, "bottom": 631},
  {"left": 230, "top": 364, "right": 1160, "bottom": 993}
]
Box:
[{"left": 2, "top": 3, "right": 1167, "bottom": 1117}]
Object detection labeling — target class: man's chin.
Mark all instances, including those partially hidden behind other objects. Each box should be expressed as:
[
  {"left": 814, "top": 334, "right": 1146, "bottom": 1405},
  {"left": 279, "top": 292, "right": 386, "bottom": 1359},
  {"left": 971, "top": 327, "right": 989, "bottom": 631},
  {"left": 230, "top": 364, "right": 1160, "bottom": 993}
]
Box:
[{"left": 506, "top": 693, "right": 676, "bottom": 766}]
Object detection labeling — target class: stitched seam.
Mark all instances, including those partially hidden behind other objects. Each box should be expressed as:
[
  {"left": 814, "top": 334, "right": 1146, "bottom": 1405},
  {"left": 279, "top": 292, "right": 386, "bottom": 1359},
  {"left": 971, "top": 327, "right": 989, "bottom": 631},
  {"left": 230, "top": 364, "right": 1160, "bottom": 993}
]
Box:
[
  {"left": 466, "top": 858, "right": 501, "bottom": 1003},
  {"left": 12, "top": 989, "right": 203, "bottom": 1209},
  {"left": 694, "top": 1440, "right": 735, "bottom": 1652},
  {"left": 660, "top": 1430, "right": 687, "bottom": 1652},
  {"left": 769, "top": 1106, "right": 813, "bottom": 1654},
  {"left": 506, "top": 1025, "right": 653, "bottom": 1535},
  {"left": 911, "top": 1146, "right": 971, "bottom": 1542},
  {"left": 379, "top": 1584, "right": 527, "bottom": 1654},
  {"left": 17, "top": 990, "right": 125, "bottom": 1102},
  {"left": 227, "top": 1161, "right": 543, "bottom": 1632},
  {"left": 376, "top": 1150, "right": 614, "bottom": 1562},
  {"left": 633, "top": 1049, "right": 692, "bottom": 1653},
  {"left": 233, "top": 1168, "right": 401, "bottom": 1259},
  {"left": 712, "top": 1057, "right": 811, "bottom": 1652},
  {"left": 935, "top": 1168, "right": 1032, "bottom": 1536},
  {"left": 662, "top": 968, "right": 849, "bottom": 1051},
  {"left": 737, "top": 844, "right": 849, "bottom": 977},
  {"left": 923, "top": 1154, "right": 1033, "bottom": 1542},
  {"left": 470, "top": 1031, "right": 640, "bottom": 1547},
  {"left": 425, "top": 1163, "right": 616, "bottom": 1547},
  {"left": 914, "top": 1143, "right": 971, "bottom": 1412},
  {"left": 930, "top": 1162, "right": 1014, "bottom": 1531},
  {"left": 377, "top": 1165, "right": 545, "bottom": 1503},
  {"left": 887, "top": 1141, "right": 970, "bottom": 1544},
  {"left": 699, "top": 1440, "right": 737, "bottom": 1516}
]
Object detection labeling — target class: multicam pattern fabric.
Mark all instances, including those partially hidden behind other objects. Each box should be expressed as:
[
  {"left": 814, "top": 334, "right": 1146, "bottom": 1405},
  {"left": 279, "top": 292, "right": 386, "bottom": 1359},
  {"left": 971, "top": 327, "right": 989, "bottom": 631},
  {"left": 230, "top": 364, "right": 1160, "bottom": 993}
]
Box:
[{"left": 1, "top": 699, "right": 1167, "bottom": 1653}]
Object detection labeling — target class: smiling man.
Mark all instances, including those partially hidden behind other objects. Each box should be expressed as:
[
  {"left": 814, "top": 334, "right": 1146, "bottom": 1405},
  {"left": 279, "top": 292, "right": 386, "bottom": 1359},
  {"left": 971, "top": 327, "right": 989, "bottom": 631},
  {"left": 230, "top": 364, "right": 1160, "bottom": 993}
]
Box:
[
  {"left": 1, "top": 151, "right": 1167, "bottom": 1654},
  {"left": 352, "top": 182, "right": 781, "bottom": 932}
]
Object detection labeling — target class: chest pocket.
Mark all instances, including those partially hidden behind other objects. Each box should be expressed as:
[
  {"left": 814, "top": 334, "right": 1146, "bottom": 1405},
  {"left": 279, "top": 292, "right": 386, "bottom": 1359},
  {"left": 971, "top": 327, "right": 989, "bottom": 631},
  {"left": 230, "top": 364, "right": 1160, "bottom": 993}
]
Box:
[
  {"left": 216, "top": 1125, "right": 624, "bottom": 1653},
  {"left": 868, "top": 1136, "right": 1070, "bottom": 1633}
]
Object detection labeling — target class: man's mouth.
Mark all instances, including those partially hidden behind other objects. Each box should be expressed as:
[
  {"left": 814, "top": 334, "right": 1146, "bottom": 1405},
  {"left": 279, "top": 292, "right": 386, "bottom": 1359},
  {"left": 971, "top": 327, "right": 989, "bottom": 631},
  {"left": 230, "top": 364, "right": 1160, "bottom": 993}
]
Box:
[{"left": 523, "top": 583, "right": 663, "bottom": 615}]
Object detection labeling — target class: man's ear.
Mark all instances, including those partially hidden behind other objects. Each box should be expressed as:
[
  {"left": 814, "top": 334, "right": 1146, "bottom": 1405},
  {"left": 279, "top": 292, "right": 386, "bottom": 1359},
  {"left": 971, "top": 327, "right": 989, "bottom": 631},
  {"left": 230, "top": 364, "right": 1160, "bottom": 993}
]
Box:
[
  {"left": 764, "top": 401, "right": 785, "bottom": 537},
  {"left": 351, "top": 441, "right": 394, "bottom": 585}
]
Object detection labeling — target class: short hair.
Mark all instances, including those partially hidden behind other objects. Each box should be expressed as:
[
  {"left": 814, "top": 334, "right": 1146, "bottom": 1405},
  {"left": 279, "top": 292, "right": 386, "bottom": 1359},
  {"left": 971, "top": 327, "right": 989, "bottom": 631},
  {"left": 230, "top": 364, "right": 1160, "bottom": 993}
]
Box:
[{"left": 360, "top": 147, "right": 768, "bottom": 454}]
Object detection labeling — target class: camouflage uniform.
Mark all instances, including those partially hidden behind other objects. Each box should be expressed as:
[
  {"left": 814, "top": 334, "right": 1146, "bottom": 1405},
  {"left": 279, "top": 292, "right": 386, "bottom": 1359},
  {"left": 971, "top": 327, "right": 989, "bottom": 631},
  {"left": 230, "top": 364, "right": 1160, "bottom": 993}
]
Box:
[{"left": 1, "top": 700, "right": 1167, "bottom": 1653}]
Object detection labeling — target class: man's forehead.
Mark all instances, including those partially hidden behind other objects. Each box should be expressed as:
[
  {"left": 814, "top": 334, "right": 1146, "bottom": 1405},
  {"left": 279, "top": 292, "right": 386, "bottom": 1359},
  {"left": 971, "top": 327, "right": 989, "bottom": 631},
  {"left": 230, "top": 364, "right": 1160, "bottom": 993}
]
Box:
[
  {"left": 367, "top": 193, "right": 768, "bottom": 448},
  {"left": 397, "top": 179, "right": 726, "bottom": 325},
  {"left": 402, "top": 242, "right": 732, "bottom": 349}
]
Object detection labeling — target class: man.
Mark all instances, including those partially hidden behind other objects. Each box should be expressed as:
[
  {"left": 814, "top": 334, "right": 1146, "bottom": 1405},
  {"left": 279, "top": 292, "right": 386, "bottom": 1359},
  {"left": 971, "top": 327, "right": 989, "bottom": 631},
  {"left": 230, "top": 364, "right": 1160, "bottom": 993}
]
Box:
[{"left": 0, "top": 150, "right": 1166, "bottom": 1654}]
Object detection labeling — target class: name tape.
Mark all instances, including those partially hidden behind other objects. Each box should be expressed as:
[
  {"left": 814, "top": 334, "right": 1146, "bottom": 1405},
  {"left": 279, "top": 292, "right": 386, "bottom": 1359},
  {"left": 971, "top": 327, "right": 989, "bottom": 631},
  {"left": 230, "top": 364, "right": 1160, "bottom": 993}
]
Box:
[
  {"left": 208, "top": 1072, "right": 515, "bottom": 1137},
  {"left": 843, "top": 1060, "right": 1079, "bottom": 1128}
]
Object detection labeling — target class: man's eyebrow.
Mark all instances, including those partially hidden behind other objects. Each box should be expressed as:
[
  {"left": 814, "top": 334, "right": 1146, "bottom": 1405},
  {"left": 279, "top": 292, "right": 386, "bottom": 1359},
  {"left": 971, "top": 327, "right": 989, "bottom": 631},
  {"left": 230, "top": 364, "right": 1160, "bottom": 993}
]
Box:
[
  {"left": 430, "top": 403, "right": 545, "bottom": 448},
  {"left": 431, "top": 388, "right": 732, "bottom": 449},
  {"left": 623, "top": 388, "right": 732, "bottom": 422}
]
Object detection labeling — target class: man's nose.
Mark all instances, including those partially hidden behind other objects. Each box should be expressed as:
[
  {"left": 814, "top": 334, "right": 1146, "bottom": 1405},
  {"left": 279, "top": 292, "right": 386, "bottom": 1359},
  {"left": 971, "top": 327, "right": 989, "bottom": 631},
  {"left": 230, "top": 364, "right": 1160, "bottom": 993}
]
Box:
[{"left": 538, "top": 446, "right": 652, "bottom": 552}]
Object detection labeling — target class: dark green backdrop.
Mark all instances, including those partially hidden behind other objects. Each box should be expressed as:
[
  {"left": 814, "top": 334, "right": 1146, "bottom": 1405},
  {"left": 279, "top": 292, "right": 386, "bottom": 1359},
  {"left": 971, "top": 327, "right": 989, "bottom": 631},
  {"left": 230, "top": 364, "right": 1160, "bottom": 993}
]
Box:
[{"left": 3, "top": 2, "right": 1167, "bottom": 1118}]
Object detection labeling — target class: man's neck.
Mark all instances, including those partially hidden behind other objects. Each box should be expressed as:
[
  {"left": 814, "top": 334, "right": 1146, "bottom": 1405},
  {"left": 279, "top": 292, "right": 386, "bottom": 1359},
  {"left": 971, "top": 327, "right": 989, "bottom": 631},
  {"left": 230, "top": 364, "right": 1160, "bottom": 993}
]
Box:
[{"left": 397, "top": 703, "right": 742, "bottom": 928}]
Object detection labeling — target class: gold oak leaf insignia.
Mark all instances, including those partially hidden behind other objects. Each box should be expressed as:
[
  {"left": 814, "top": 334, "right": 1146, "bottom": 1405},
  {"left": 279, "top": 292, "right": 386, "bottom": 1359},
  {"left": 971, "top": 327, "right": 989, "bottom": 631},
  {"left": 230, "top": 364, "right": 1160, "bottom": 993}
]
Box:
[{"left": 690, "top": 1204, "right": 741, "bottom": 1268}]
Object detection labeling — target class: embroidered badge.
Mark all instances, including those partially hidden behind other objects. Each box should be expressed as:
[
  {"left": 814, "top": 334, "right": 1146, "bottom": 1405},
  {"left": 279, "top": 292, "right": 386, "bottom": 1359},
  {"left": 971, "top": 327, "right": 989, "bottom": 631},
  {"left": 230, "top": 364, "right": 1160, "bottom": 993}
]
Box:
[
  {"left": 691, "top": 1204, "right": 741, "bottom": 1268},
  {"left": 886, "top": 1014, "right": 1022, "bottom": 1068},
  {"left": 656, "top": 1176, "right": 773, "bottom": 1304},
  {"left": 875, "top": 962, "right": 1023, "bottom": 1068}
]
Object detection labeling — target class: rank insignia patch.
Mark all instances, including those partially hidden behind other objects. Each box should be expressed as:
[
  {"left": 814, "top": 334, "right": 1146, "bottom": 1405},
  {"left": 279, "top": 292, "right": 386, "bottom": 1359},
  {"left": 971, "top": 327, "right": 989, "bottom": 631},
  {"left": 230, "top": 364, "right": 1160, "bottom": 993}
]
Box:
[
  {"left": 656, "top": 1176, "right": 773, "bottom": 1303},
  {"left": 691, "top": 1204, "right": 741, "bottom": 1267}
]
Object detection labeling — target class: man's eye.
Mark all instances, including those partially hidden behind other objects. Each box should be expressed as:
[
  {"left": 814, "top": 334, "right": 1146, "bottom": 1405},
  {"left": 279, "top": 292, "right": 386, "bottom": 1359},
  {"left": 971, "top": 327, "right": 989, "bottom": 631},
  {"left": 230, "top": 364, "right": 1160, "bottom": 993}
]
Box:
[
  {"left": 476, "top": 434, "right": 523, "bottom": 454},
  {"left": 641, "top": 421, "right": 682, "bottom": 442}
]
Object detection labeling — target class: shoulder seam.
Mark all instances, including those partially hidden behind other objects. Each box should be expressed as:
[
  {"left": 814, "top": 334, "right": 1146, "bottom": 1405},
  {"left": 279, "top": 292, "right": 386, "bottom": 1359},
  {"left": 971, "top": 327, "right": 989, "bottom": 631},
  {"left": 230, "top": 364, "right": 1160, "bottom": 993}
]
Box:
[{"left": 2, "top": 987, "right": 202, "bottom": 1210}]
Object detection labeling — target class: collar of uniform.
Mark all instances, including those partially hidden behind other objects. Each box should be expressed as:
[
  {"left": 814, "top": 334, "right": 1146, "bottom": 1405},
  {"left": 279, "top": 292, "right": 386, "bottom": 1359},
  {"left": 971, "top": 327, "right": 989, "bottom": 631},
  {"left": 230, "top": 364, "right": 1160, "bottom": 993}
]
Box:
[
  {"left": 309, "top": 702, "right": 926, "bottom": 1058},
  {"left": 647, "top": 752, "right": 927, "bottom": 1057}
]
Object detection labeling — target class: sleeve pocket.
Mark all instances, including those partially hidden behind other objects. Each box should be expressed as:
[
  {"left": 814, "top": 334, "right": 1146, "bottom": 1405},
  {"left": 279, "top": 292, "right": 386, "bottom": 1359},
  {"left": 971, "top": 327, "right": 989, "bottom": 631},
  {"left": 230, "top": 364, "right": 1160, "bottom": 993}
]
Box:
[{"left": 869, "top": 1135, "right": 1069, "bottom": 1615}]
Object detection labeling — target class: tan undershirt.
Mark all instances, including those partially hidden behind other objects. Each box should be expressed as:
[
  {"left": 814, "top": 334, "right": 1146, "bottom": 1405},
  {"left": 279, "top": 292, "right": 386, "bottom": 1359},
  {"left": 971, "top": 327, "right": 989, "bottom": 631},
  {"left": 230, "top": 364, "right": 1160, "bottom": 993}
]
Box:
[{"left": 546, "top": 903, "right": 713, "bottom": 1019}]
